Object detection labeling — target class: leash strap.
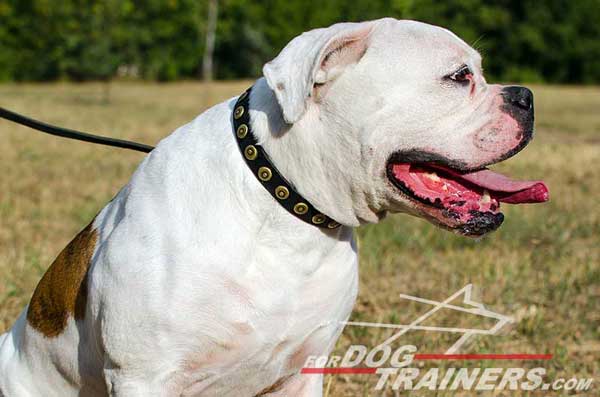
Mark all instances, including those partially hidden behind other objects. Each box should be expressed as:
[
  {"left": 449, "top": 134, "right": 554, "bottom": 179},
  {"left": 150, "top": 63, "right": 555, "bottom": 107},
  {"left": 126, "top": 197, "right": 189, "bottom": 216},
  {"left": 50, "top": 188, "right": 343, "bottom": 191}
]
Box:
[
  {"left": 2, "top": 94, "right": 343, "bottom": 229},
  {"left": 0, "top": 106, "right": 154, "bottom": 153},
  {"left": 232, "top": 87, "right": 341, "bottom": 229}
]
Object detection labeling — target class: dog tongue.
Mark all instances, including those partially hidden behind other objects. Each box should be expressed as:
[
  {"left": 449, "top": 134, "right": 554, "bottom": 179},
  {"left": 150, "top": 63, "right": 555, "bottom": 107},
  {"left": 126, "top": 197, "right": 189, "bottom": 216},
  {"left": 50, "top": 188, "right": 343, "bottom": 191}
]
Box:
[{"left": 433, "top": 166, "right": 549, "bottom": 204}]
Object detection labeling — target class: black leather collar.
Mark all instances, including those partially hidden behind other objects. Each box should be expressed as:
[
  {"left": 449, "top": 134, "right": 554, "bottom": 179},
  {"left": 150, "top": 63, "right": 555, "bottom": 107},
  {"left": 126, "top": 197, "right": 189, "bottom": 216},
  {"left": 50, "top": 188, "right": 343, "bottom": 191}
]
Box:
[{"left": 232, "top": 87, "right": 341, "bottom": 229}]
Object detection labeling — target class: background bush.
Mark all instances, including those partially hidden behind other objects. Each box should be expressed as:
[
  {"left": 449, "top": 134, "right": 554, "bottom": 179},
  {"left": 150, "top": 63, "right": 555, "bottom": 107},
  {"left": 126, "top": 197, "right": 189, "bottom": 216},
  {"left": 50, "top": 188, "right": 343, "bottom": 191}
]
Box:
[{"left": 0, "top": 0, "right": 598, "bottom": 83}]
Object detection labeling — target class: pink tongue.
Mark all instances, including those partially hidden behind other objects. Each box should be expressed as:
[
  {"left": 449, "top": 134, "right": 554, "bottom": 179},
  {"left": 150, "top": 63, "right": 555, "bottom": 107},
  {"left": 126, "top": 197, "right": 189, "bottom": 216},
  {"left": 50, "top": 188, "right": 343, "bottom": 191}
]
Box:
[{"left": 432, "top": 166, "right": 549, "bottom": 204}]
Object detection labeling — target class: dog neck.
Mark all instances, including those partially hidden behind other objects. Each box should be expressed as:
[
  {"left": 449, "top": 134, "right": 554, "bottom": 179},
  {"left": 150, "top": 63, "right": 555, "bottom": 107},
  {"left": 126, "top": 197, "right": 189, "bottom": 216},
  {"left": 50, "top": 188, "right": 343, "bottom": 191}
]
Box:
[{"left": 247, "top": 78, "right": 384, "bottom": 227}]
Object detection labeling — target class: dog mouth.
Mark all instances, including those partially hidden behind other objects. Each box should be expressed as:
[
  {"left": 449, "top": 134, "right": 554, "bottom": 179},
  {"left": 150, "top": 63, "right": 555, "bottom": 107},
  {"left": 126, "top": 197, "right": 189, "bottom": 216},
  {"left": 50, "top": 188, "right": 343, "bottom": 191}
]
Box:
[{"left": 386, "top": 158, "right": 549, "bottom": 236}]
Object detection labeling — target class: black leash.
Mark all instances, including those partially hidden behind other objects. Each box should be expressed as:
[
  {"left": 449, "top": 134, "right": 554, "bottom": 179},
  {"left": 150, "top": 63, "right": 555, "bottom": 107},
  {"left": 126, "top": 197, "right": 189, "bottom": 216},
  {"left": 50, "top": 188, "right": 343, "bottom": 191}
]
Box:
[
  {"left": 0, "top": 106, "right": 154, "bottom": 153},
  {"left": 1, "top": 93, "right": 343, "bottom": 229}
]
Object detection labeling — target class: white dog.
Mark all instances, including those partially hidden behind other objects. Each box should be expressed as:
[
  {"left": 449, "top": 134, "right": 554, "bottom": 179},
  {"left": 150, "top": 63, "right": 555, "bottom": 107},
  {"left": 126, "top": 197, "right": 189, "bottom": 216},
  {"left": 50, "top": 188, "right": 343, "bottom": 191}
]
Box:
[{"left": 0, "top": 18, "right": 547, "bottom": 396}]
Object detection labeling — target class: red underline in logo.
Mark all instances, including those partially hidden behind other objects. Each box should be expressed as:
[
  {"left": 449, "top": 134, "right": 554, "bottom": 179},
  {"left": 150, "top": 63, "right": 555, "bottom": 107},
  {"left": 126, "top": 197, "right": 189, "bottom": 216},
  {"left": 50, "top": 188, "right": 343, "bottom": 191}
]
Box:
[
  {"left": 301, "top": 367, "right": 377, "bottom": 374},
  {"left": 414, "top": 353, "right": 553, "bottom": 360},
  {"left": 301, "top": 354, "right": 553, "bottom": 374}
]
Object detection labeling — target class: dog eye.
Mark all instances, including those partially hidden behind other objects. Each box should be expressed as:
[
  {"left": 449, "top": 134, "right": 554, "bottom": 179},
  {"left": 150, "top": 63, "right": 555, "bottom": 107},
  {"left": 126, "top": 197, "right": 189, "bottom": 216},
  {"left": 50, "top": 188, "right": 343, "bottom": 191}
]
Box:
[{"left": 447, "top": 65, "right": 472, "bottom": 84}]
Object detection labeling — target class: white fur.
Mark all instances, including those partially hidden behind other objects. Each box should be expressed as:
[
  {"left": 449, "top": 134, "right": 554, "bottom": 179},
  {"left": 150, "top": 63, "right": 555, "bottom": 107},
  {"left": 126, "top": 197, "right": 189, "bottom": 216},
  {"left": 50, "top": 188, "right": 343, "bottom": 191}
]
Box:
[{"left": 0, "top": 18, "right": 528, "bottom": 396}]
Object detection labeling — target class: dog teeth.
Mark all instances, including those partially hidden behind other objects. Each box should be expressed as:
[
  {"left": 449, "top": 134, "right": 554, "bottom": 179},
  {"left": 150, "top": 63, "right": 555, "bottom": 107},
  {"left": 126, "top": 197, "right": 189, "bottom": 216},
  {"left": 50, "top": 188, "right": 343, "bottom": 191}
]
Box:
[
  {"left": 481, "top": 189, "right": 491, "bottom": 204},
  {"left": 424, "top": 172, "right": 441, "bottom": 182}
]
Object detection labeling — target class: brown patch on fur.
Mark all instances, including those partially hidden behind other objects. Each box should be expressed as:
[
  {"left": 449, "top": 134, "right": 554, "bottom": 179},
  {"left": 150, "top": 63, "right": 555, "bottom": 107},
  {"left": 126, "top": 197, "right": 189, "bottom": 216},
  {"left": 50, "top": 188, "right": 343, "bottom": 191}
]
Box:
[
  {"left": 254, "top": 375, "right": 293, "bottom": 396},
  {"left": 27, "top": 220, "right": 98, "bottom": 337}
]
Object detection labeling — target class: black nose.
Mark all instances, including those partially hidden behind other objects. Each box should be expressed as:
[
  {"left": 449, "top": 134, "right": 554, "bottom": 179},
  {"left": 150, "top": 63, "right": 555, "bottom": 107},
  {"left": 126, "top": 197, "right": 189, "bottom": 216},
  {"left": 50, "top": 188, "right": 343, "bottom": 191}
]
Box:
[{"left": 502, "top": 86, "right": 533, "bottom": 111}]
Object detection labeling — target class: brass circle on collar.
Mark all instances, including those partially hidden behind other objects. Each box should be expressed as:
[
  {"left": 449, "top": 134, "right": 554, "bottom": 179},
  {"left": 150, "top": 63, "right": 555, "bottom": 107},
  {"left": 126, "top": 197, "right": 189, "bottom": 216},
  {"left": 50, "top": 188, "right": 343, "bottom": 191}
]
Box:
[
  {"left": 244, "top": 145, "right": 257, "bottom": 160},
  {"left": 293, "top": 202, "right": 309, "bottom": 215},
  {"left": 234, "top": 106, "right": 245, "bottom": 119},
  {"left": 236, "top": 124, "right": 248, "bottom": 138},
  {"left": 312, "top": 214, "right": 326, "bottom": 224},
  {"left": 275, "top": 186, "right": 289, "bottom": 200},
  {"left": 258, "top": 166, "right": 272, "bottom": 181},
  {"left": 327, "top": 221, "right": 341, "bottom": 229}
]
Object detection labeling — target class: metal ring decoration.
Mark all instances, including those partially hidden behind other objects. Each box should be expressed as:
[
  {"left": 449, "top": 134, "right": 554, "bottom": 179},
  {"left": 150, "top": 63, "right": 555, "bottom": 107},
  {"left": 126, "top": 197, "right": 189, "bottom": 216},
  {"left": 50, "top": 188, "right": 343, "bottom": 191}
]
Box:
[{"left": 232, "top": 87, "right": 342, "bottom": 229}]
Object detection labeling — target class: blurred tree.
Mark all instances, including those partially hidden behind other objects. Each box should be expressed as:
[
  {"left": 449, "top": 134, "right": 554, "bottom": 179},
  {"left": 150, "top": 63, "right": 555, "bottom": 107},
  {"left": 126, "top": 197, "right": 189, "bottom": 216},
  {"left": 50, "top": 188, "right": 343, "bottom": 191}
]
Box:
[
  {"left": 113, "top": 0, "right": 205, "bottom": 81},
  {"left": 202, "top": 0, "right": 218, "bottom": 81}
]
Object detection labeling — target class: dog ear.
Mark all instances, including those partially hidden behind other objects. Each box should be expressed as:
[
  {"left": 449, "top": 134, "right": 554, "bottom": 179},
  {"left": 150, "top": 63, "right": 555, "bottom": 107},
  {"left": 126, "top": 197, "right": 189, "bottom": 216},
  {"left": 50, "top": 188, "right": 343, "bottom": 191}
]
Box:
[{"left": 263, "top": 22, "right": 373, "bottom": 124}]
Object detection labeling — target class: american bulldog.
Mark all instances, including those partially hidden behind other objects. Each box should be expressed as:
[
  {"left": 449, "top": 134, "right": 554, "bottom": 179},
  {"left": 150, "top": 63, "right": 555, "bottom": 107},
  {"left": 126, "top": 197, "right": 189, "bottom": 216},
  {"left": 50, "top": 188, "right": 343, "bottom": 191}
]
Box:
[{"left": 0, "top": 18, "right": 548, "bottom": 396}]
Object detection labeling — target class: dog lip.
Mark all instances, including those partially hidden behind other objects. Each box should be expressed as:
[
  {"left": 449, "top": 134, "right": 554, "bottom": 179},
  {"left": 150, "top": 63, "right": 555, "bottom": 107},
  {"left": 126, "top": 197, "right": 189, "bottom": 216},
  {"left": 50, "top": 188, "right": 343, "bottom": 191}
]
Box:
[
  {"left": 384, "top": 148, "right": 547, "bottom": 236},
  {"left": 385, "top": 162, "right": 444, "bottom": 208},
  {"left": 456, "top": 211, "right": 504, "bottom": 236},
  {"left": 385, "top": 138, "right": 535, "bottom": 174},
  {"left": 385, "top": 156, "right": 505, "bottom": 237},
  {"left": 386, "top": 150, "right": 477, "bottom": 172}
]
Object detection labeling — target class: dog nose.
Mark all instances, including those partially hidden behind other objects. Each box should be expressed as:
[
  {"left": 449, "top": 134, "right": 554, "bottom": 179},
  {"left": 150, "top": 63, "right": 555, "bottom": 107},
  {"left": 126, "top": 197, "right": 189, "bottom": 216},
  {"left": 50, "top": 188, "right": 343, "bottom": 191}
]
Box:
[{"left": 502, "top": 86, "right": 533, "bottom": 111}]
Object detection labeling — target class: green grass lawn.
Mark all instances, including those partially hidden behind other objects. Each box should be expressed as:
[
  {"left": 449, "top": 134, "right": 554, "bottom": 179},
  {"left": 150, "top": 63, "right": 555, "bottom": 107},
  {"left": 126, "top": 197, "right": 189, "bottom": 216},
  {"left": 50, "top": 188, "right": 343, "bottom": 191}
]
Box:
[{"left": 0, "top": 82, "right": 598, "bottom": 396}]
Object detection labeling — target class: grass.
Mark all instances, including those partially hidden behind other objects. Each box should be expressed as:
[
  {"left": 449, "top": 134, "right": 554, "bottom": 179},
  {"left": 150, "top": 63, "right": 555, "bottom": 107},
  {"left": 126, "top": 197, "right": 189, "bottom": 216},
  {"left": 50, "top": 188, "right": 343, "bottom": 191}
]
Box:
[{"left": 0, "top": 82, "right": 598, "bottom": 396}]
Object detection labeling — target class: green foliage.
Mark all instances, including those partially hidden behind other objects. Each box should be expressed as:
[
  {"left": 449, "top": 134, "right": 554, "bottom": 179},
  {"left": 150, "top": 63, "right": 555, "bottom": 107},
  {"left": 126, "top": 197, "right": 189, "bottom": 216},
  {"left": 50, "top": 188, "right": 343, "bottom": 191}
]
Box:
[{"left": 0, "top": 0, "right": 598, "bottom": 83}]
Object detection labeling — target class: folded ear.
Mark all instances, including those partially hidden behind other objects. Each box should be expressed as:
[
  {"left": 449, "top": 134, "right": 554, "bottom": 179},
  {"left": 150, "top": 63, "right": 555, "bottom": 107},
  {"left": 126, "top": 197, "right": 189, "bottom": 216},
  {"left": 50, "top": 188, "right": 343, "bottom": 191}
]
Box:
[{"left": 263, "top": 22, "right": 373, "bottom": 124}]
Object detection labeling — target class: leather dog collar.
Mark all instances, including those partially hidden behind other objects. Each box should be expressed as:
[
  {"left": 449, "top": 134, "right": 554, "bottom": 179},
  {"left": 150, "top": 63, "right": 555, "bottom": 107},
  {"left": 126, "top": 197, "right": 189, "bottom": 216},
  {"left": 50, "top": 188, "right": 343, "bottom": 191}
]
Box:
[{"left": 232, "top": 87, "right": 341, "bottom": 229}]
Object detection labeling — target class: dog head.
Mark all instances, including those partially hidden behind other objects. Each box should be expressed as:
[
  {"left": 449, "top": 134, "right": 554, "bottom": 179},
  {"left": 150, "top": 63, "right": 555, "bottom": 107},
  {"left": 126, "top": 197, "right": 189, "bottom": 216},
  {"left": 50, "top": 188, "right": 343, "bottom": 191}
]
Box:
[{"left": 259, "top": 18, "right": 548, "bottom": 235}]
